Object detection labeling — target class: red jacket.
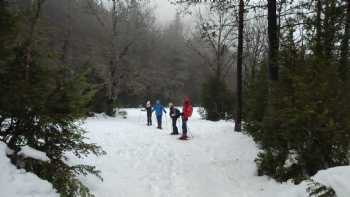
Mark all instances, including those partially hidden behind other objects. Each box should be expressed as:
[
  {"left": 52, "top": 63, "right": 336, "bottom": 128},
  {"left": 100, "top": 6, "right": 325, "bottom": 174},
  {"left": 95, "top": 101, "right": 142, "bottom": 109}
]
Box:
[{"left": 182, "top": 97, "right": 193, "bottom": 120}]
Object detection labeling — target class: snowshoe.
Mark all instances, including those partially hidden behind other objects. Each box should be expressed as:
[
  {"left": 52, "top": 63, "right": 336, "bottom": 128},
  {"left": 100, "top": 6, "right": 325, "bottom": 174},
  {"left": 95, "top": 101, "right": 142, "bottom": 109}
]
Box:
[{"left": 179, "top": 135, "right": 188, "bottom": 140}]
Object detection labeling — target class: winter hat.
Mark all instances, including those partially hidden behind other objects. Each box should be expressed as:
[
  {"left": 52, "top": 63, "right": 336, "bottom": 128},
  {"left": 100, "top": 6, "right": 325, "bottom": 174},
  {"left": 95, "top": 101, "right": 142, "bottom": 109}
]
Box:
[
  {"left": 169, "top": 102, "right": 173, "bottom": 107},
  {"left": 184, "top": 96, "right": 190, "bottom": 104},
  {"left": 156, "top": 100, "right": 160, "bottom": 104}
]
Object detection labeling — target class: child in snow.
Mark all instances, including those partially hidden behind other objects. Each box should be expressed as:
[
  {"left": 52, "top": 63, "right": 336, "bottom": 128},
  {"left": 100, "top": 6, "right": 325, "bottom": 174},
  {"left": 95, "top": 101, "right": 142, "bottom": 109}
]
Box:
[
  {"left": 145, "top": 100, "right": 152, "bottom": 126},
  {"left": 179, "top": 97, "right": 193, "bottom": 140},
  {"left": 169, "top": 102, "right": 181, "bottom": 135},
  {"left": 152, "top": 100, "right": 167, "bottom": 129}
]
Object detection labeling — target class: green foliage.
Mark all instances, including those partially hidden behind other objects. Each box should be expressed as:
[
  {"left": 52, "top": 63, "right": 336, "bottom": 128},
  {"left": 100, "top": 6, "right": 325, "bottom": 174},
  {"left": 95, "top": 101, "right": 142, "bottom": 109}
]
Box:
[
  {"left": 251, "top": 53, "right": 350, "bottom": 180},
  {"left": 201, "top": 76, "right": 235, "bottom": 121},
  {"left": 306, "top": 179, "right": 337, "bottom": 197},
  {"left": 244, "top": 19, "right": 350, "bottom": 182},
  {"left": 106, "top": 99, "right": 119, "bottom": 117},
  {"left": 243, "top": 62, "right": 269, "bottom": 140},
  {"left": 87, "top": 67, "right": 118, "bottom": 116},
  {"left": 0, "top": 2, "right": 105, "bottom": 196},
  {"left": 0, "top": 0, "right": 17, "bottom": 70},
  {"left": 255, "top": 149, "right": 305, "bottom": 183},
  {"left": 0, "top": 44, "right": 105, "bottom": 196},
  {"left": 90, "top": 92, "right": 118, "bottom": 117},
  {"left": 10, "top": 155, "right": 102, "bottom": 197}
]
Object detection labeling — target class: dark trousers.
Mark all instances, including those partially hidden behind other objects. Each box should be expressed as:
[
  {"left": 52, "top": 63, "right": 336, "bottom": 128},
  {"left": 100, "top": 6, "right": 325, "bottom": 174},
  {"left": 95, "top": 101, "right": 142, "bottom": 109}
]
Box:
[
  {"left": 147, "top": 111, "right": 152, "bottom": 125},
  {"left": 156, "top": 115, "right": 162, "bottom": 129},
  {"left": 182, "top": 118, "right": 188, "bottom": 136},
  {"left": 172, "top": 118, "right": 179, "bottom": 134}
]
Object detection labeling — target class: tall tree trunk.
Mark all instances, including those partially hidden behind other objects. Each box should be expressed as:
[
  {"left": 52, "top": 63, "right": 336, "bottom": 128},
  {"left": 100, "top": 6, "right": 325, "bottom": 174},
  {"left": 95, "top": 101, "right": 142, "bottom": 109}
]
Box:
[
  {"left": 24, "top": 0, "right": 46, "bottom": 81},
  {"left": 267, "top": 0, "right": 279, "bottom": 81},
  {"left": 323, "top": 0, "right": 337, "bottom": 58},
  {"left": 8, "top": 0, "right": 46, "bottom": 150},
  {"left": 340, "top": 0, "right": 350, "bottom": 80},
  {"left": 109, "top": 0, "right": 118, "bottom": 101},
  {"left": 61, "top": 0, "right": 73, "bottom": 65},
  {"left": 104, "top": 0, "right": 120, "bottom": 115},
  {"left": 315, "top": 0, "right": 323, "bottom": 57},
  {"left": 235, "top": 0, "right": 244, "bottom": 132},
  {"left": 216, "top": 14, "right": 223, "bottom": 80}
]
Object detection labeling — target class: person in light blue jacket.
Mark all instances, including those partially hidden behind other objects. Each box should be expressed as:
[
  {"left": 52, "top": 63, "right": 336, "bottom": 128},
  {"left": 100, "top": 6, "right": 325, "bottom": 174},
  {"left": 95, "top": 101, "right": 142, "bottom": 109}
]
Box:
[{"left": 152, "top": 100, "right": 167, "bottom": 129}]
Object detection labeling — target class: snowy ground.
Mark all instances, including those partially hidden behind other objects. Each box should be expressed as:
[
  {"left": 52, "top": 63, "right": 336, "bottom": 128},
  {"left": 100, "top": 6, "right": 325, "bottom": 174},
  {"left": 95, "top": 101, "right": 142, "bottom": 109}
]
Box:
[
  {"left": 1, "top": 108, "right": 349, "bottom": 197},
  {"left": 72, "top": 108, "right": 314, "bottom": 197},
  {"left": 0, "top": 142, "right": 58, "bottom": 197}
]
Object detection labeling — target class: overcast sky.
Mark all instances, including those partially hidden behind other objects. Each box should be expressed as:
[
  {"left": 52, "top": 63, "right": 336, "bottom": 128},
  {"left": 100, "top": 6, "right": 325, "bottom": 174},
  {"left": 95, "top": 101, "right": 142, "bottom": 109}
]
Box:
[
  {"left": 152, "top": 0, "right": 178, "bottom": 24},
  {"left": 102, "top": 0, "right": 194, "bottom": 26},
  {"left": 152, "top": 0, "right": 197, "bottom": 30}
]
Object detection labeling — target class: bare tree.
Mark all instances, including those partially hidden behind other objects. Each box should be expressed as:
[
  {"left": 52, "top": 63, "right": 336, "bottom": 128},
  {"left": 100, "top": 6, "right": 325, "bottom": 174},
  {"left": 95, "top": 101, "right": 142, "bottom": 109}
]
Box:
[{"left": 190, "top": 4, "right": 237, "bottom": 80}]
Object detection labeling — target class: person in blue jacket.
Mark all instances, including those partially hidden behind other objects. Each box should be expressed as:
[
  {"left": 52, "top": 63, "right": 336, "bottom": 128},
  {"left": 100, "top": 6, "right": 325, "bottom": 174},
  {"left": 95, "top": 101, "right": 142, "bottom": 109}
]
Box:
[{"left": 152, "top": 100, "right": 167, "bottom": 129}]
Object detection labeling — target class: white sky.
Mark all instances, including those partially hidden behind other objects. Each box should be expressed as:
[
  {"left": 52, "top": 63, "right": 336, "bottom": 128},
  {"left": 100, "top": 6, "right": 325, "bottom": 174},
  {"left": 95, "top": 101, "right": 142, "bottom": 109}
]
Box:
[
  {"left": 152, "top": 0, "right": 178, "bottom": 24},
  {"left": 102, "top": 0, "right": 195, "bottom": 27},
  {"left": 151, "top": 0, "right": 197, "bottom": 32}
]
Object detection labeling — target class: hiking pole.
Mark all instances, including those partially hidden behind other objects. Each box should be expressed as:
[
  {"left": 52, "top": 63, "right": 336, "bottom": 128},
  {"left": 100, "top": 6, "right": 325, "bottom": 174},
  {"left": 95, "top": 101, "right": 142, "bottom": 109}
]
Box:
[
  {"left": 179, "top": 117, "right": 183, "bottom": 135},
  {"left": 138, "top": 109, "right": 142, "bottom": 124},
  {"left": 188, "top": 126, "right": 194, "bottom": 139},
  {"left": 140, "top": 109, "right": 145, "bottom": 125},
  {"left": 169, "top": 118, "right": 173, "bottom": 134}
]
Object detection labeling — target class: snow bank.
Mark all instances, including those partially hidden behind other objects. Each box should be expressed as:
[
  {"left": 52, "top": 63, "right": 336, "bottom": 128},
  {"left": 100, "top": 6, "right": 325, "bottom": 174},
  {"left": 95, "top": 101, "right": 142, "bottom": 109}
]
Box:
[
  {"left": 68, "top": 108, "right": 350, "bottom": 197},
  {"left": 18, "top": 145, "right": 50, "bottom": 162},
  {"left": 71, "top": 108, "right": 293, "bottom": 197},
  {"left": 0, "top": 142, "right": 58, "bottom": 197},
  {"left": 281, "top": 166, "right": 350, "bottom": 197},
  {"left": 312, "top": 166, "right": 350, "bottom": 197}
]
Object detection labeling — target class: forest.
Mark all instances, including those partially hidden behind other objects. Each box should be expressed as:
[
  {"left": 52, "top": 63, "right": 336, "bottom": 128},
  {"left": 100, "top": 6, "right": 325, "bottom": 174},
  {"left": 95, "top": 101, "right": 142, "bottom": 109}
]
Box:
[{"left": 0, "top": 0, "right": 349, "bottom": 196}]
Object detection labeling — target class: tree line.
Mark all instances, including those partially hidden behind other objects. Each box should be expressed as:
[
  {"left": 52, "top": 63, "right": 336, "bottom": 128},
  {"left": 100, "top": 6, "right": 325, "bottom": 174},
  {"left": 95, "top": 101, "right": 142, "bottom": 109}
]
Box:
[
  {"left": 175, "top": 0, "right": 350, "bottom": 194},
  {"left": 0, "top": 0, "right": 235, "bottom": 196},
  {"left": 1, "top": 0, "right": 349, "bottom": 196}
]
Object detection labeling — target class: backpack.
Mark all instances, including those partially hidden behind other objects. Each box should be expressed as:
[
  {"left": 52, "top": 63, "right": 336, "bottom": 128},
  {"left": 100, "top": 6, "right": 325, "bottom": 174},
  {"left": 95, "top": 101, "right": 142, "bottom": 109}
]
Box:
[
  {"left": 188, "top": 105, "right": 193, "bottom": 117},
  {"left": 175, "top": 108, "right": 181, "bottom": 118},
  {"left": 184, "top": 104, "right": 193, "bottom": 118}
]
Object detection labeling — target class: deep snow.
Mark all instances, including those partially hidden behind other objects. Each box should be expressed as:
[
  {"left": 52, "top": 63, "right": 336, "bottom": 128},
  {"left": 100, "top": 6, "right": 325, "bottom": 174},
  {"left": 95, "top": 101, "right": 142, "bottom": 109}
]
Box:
[
  {"left": 1, "top": 108, "right": 349, "bottom": 197},
  {"left": 0, "top": 142, "right": 58, "bottom": 197},
  {"left": 18, "top": 145, "right": 50, "bottom": 162},
  {"left": 73, "top": 108, "right": 349, "bottom": 197}
]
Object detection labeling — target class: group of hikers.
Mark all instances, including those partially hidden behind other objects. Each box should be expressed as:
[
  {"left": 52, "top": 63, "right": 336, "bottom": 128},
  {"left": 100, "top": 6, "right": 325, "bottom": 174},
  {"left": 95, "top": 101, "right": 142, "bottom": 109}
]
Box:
[{"left": 145, "top": 96, "right": 193, "bottom": 140}]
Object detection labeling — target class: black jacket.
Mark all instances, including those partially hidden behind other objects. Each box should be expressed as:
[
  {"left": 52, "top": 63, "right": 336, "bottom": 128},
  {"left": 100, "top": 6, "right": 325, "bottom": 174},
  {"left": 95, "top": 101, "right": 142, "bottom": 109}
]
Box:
[
  {"left": 169, "top": 107, "right": 181, "bottom": 119},
  {"left": 146, "top": 106, "right": 152, "bottom": 114}
]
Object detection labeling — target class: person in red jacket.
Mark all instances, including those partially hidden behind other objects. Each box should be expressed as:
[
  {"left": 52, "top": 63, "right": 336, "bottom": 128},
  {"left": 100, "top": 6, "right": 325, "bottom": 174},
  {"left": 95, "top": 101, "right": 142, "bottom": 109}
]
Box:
[{"left": 179, "top": 96, "right": 193, "bottom": 140}]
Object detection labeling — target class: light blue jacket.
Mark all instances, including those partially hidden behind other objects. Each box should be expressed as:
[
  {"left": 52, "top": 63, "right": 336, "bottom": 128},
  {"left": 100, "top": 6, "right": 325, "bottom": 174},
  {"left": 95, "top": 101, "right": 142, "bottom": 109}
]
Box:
[{"left": 153, "top": 103, "right": 166, "bottom": 117}]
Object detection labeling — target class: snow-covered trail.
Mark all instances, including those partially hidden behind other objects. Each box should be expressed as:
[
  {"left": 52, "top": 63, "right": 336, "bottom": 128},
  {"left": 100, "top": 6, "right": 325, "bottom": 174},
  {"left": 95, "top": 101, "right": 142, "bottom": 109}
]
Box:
[
  {"left": 77, "top": 109, "right": 291, "bottom": 197},
  {"left": 1, "top": 108, "right": 348, "bottom": 197}
]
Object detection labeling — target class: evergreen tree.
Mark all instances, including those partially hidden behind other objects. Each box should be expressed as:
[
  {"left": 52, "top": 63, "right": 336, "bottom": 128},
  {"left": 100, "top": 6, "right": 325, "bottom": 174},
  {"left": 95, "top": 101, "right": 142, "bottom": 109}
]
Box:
[
  {"left": 201, "top": 76, "right": 235, "bottom": 121},
  {"left": 0, "top": 1, "right": 105, "bottom": 196},
  {"left": 245, "top": 0, "right": 350, "bottom": 182}
]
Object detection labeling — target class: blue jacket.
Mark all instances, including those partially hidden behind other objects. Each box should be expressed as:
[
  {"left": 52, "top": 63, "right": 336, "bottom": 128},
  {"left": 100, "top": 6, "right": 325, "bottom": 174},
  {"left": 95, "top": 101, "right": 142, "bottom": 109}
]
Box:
[{"left": 153, "top": 103, "right": 166, "bottom": 117}]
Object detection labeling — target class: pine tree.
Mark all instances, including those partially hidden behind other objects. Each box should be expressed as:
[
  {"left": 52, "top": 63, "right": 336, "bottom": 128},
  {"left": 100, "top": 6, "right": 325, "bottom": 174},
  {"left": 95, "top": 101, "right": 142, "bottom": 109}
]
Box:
[
  {"left": 201, "top": 76, "right": 235, "bottom": 121},
  {"left": 0, "top": 1, "right": 105, "bottom": 196},
  {"left": 245, "top": 0, "right": 350, "bottom": 182}
]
